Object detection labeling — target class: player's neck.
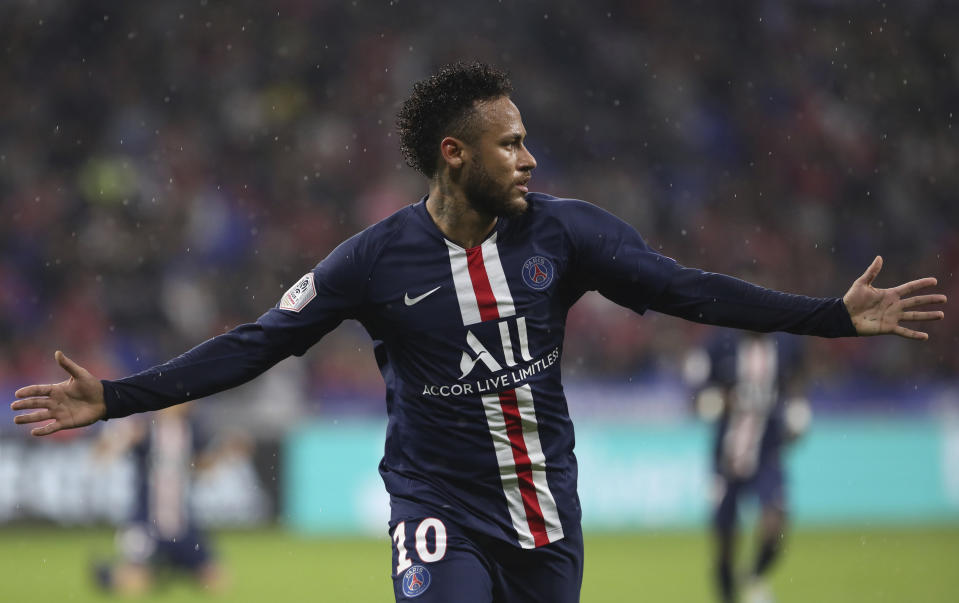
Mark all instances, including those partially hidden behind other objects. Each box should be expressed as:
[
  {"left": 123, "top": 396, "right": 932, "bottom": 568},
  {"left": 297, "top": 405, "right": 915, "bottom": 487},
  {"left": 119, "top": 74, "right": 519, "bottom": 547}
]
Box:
[{"left": 426, "top": 182, "right": 496, "bottom": 249}]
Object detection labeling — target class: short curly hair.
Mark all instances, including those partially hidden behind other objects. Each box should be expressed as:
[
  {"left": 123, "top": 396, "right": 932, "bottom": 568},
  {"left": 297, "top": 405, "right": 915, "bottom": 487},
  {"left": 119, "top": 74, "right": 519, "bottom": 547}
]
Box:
[{"left": 397, "top": 62, "right": 513, "bottom": 178}]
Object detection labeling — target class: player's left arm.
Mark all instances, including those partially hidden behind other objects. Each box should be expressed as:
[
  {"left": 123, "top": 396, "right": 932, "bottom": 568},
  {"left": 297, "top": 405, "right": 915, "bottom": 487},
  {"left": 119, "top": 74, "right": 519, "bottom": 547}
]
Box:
[
  {"left": 841, "top": 255, "right": 946, "bottom": 340},
  {"left": 558, "top": 198, "right": 946, "bottom": 339}
]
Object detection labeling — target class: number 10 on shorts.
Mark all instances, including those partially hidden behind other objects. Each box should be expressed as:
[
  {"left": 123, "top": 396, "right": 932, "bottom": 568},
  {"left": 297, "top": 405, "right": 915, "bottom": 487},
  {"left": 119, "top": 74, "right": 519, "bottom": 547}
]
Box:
[{"left": 393, "top": 518, "right": 448, "bottom": 573}]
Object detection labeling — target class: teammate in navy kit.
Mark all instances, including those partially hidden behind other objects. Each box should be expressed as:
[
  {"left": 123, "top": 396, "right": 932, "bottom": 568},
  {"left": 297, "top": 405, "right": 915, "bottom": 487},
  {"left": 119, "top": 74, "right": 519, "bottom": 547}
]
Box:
[
  {"left": 691, "top": 330, "right": 809, "bottom": 603},
  {"left": 92, "top": 402, "right": 228, "bottom": 595},
  {"left": 11, "top": 62, "right": 946, "bottom": 602}
]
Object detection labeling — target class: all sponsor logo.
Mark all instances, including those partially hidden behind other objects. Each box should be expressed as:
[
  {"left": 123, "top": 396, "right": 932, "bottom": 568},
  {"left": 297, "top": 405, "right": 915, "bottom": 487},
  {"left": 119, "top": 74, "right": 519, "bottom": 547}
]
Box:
[
  {"left": 522, "top": 256, "right": 554, "bottom": 290},
  {"left": 402, "top": 564, "right": 431, "bottom": 598},
  {"left": 422, "top": 316, "right": 561, "bottom": 398}
]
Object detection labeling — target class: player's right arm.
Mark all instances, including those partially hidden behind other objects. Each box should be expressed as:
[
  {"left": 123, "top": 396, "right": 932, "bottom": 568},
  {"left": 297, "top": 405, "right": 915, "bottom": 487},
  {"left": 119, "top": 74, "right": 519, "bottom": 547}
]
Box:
[
  {"left": 11, "top": 232, "right": 372, "bottom": 436},
  {"left": 12, "top": 350, "right": 107, "bottom": 436}
]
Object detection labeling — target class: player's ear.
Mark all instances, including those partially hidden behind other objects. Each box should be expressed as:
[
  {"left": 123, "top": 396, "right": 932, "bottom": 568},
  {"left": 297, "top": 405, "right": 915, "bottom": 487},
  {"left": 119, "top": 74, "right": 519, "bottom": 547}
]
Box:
[{"left": 439, "top": 136, "right": 467, "bottom": 170}]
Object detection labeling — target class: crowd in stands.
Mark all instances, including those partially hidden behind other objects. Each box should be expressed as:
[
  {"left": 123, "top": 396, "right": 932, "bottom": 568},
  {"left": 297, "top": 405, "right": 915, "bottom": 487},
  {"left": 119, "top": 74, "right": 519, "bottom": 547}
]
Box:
[{"left": 2, "top": 0, "right": 955, "bottom": 426}]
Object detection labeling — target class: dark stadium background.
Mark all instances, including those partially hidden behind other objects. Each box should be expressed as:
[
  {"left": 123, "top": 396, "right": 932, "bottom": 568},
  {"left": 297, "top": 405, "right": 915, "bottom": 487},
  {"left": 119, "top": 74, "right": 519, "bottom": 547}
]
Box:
[{"left": 1, "top": 1, "right": 956, "bottom": 601}]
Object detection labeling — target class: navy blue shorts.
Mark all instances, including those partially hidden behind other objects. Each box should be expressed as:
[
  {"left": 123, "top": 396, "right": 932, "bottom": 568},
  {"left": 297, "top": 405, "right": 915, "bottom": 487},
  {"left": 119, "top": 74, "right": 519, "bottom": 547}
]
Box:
[
  {"left": 117, "top": 523, "right": 213, "bottom": 571},
  {"left": 713, "top": 459, "right": 786, "bottom": 529},
  {"left": 389, "top": 516, "right": 583, "bottom": 602}
]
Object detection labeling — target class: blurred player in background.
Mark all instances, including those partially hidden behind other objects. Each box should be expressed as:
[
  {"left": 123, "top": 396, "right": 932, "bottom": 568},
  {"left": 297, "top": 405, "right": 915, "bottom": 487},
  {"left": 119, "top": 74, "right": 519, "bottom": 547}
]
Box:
[
  {"left": 92, "top": 402, "right": 232, "bottom": 595},
  {"left": 689, "top": 330, "right": 811, "bottom": 603},
  {"left": 11, "top": 62, "right": 946, "bottom": 603}
]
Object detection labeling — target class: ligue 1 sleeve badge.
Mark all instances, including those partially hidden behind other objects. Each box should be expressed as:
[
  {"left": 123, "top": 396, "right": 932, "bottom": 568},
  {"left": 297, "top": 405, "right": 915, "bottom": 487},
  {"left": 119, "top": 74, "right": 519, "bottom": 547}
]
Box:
[
  {"left": 401, "top": 564, "right": 431, "bottom": 598},
  {"left": 522, "top": 256, "right": 554, "bottom": 290},
  {"left": 278, "top": 272, "right": 316, "bottom": 312}
]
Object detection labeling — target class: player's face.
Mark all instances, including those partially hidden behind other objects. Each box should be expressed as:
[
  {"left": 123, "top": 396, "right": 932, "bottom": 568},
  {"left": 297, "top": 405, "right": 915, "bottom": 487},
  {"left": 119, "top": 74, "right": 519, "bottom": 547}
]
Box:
[{"left": 462, "top": 97, "right": 536, "bottom": 217}]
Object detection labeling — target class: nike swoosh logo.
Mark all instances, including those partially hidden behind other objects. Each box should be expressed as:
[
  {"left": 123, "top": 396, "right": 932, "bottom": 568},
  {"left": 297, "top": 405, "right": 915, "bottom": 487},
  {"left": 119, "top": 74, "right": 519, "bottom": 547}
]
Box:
[{"left": 404, "top": 286, "right": 441, "bottom": 306}]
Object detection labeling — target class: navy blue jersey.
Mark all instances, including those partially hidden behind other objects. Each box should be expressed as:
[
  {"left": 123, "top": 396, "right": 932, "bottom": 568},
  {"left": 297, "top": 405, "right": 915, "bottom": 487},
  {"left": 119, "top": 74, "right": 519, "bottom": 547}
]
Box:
[
  {"left": 128, "top": 412, "right": 206, "bottom": 537},
  {"left": 102, "top": 193, "right": 855, "bottom": 549},
  {"left": 705, "top": 331, "right": 802, "bottom": 480}
]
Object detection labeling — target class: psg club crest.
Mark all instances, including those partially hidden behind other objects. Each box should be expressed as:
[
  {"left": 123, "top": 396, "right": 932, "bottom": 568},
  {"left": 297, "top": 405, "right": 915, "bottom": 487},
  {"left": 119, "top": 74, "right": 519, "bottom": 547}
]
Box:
[
  {"left": 402, "top": 565, "right": 431, "bottom": 598},
  {"left": 522, "top": 256, "right": 554, "bottom": 290}
]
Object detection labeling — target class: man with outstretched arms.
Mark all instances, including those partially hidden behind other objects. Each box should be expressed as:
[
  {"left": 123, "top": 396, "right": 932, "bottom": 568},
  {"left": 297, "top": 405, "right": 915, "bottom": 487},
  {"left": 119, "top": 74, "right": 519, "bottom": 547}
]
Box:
[{"left": 12, "top": 62, "right": 946, "bottom": 603}]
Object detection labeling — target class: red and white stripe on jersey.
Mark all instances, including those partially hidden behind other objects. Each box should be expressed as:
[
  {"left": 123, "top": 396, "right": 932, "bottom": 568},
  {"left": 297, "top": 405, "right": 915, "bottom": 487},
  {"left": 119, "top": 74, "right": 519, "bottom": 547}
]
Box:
[
  {"left": 447, "top": 233, "right": 515, "bottom": 325},
  {"left": 447, "top": 233, "right": 564, "bottom": 549},
  {"left": 480, "top": 385, "right": 564, "bottom": 548}
]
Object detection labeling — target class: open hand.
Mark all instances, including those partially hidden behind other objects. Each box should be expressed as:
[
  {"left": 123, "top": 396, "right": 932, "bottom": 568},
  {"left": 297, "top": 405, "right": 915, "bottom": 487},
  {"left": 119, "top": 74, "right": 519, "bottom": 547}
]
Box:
[
  {"left": 842, "top": 256, "right": 946, "bottom": 339},
  {"left": 10, "top": 351, "right": 106, "bottom": 436}
]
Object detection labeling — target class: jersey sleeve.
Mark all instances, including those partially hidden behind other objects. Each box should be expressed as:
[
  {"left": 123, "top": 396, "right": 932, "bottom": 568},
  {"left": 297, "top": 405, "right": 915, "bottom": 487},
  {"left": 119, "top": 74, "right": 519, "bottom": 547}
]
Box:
[
  {"left": 563, "top": 199, "right": 678, "bottom": 314},
  {"left": 649, "top": 265, "right": 857, "bottom": 337},
  {"left": 562, "top": 198, "right": 856, "bottom": 338},
  {"left": 102, "top": 232, "right": 371, "bottom": 419}
]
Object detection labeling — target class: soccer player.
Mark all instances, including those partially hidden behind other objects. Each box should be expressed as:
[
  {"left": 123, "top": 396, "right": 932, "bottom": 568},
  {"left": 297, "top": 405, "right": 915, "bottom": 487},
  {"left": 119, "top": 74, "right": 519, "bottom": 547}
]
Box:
[
  {"left": 91, "top": 402, "right": 229, "bottom": 595},
  {"left": 690, "top": 330, "right": 810, "bottom": 603},
  {"left": 11, "top": 62, "right": 946, "bottom": 602}
]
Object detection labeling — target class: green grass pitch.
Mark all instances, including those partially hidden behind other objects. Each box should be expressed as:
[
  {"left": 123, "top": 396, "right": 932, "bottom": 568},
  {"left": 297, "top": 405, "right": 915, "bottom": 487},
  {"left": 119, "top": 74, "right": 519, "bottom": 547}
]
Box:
[{"left": 1, "top": 524, "right": 956, "bottom": 601}]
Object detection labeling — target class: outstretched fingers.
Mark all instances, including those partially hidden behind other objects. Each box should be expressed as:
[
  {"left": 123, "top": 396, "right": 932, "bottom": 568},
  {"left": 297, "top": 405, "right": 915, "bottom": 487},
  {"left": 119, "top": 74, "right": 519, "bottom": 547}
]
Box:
[
  {"left": 14, "top": 384, "right": 53, "bottom": 399},
  {"left": 10, "top": 396, "right": 53, "bottom": 411},
  {"left": 13, "top": 408, "right": 52, "bottom": 425},
  {"left": 11, "top": 387, "right": 58, "bottom": 430},
  {"left": 11, "top": 352, "right": 105, "bottom": 436},
  {"left": 858, "top": 256, "right": 883, "bottom": 286},
  {"left": 901, "top": 293, "right": 948, "bottom": 308},
  {"left": 897, "top": 292, "right": 946, "bottom": 328},
  {"left": 55, "top": 350, "right": 85, "bottom": 379},
  {"left": 894, "top": 277, "right": 939, "bottom": 297},
  {"left": 30, "top": 421, "right": 63, "bottom": 437},
  {"left": 11, "top": 398, "right": 64, "bottom": 436},
  {"left": 893, "top": 325, "right": 930, "bottom": 341},
  {"left": 900, "top": 310, "right": 945, "bottom": 323},
  {"left": 845, "top": 258, "right": 946, "bottom": 339}
]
